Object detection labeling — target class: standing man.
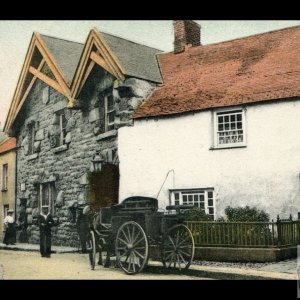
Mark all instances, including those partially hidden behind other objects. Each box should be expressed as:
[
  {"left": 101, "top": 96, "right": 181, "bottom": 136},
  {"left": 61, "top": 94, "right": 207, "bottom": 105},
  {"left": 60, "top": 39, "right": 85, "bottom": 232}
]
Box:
[
  {"left": 38, "top": 206, "right": 55, "bottom": 258},
  {"left": 3, "top": 210, "right": 16, "bottom": 245},
  {"left": 76, "top": 207, "right": 88, "bottom": 253}
]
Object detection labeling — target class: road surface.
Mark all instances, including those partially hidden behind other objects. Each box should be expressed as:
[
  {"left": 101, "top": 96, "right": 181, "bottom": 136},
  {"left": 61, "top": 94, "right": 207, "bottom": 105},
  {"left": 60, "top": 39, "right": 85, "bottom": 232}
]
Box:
[{"left": 0, "top": 250, "right": 211, "bottom": 280}]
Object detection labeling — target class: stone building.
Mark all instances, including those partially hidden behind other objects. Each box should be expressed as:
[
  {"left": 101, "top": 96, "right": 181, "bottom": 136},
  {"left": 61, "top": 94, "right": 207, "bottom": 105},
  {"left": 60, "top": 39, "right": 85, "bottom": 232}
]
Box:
[
  {"left": 119, "top": 21, "right": 300, "bottom": 220},
  {"left": 4, "top": 28, "right": 162, "bottom": 246},
  {"left": 0, "top": 137, "right": 16, "bottom": 241}
]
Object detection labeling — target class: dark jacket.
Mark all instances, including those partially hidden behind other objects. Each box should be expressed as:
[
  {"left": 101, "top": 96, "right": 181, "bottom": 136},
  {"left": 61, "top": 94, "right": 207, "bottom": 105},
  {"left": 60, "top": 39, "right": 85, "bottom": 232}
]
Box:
[{"left": 38, "top": 214, "right": 55, "bottom": 235}]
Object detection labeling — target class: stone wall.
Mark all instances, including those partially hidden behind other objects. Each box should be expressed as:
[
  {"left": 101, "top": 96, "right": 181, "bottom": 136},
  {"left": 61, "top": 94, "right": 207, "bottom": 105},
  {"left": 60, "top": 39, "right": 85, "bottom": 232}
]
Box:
[{"left": 14, "top": 65, "right": 156, "bottom": 246}]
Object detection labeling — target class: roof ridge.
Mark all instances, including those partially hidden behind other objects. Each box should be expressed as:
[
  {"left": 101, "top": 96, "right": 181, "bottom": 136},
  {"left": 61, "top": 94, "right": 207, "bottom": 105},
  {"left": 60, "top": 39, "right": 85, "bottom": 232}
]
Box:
[
  {"left": 40, "top": 33, "right": 84, "bottom": 46},
  {"left": 162, "top": 25, "right": 300, "bottom": 55},
  {"left": 203, "top": 24, "right": 300, "bottom": 47},
  {"left": 41, "top": 30, "right": 163, "bottom": 52},
  {"left": 99, "top": 30, "right": 164, "bottom": 52}
]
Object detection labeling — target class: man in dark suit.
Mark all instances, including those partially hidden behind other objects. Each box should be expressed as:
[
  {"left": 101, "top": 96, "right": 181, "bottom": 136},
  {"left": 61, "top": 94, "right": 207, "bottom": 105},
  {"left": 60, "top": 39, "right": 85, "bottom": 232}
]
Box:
[{"left": 38, "top": 206, "right": 55, "bottom": 258}]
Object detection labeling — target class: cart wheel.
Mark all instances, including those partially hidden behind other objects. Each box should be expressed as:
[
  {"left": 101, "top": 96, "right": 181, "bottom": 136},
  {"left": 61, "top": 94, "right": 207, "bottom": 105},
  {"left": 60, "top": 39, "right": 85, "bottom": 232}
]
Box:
[
  {"left": 115, "top": 221, "right": 148, "bottom": 275},
  {"left": 162, "top": 224, "right": 194, "bottom": 270},
  {"left": 86, "top": 230, "right": 96, "bottom": 270}
]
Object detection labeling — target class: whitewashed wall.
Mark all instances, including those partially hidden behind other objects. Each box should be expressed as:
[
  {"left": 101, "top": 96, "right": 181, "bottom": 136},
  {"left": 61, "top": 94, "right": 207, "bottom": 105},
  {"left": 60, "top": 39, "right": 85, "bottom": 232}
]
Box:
[{"left": 118, "top": 100, "right": 300, "bottom": 220}]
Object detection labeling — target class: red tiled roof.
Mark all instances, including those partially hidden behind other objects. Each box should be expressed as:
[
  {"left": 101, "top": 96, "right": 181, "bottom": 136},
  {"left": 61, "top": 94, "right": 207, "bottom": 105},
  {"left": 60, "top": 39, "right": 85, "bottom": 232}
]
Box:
[
  {"left": 134, "top": 26, "right": 300, "bottom": 119},
  {"left": 0, "top": 138, "right": 16, "bottom": 154}
]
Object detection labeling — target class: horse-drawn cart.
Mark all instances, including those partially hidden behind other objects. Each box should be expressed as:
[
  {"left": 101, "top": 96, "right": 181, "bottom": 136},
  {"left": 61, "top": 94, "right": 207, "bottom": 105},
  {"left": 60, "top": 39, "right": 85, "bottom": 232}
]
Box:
[{"left": 85, "top": 196, "right": 195, "bottom": 275}]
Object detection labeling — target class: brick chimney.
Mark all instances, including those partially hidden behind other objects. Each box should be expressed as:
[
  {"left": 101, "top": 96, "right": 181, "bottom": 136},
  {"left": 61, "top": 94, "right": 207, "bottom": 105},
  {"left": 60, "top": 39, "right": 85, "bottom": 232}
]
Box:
[{"left": 174, "top": 20, "right": 201, "bottom": 54}]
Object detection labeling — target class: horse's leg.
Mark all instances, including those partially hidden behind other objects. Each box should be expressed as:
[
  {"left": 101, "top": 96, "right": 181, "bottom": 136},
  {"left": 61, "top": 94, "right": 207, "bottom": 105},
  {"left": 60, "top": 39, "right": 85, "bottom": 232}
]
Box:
[
  {"left": 104, "top": 235, "right": 112, "bottom": 268},
  {"left": 98, "top": 245, "right": 103, "bottom": 265}
]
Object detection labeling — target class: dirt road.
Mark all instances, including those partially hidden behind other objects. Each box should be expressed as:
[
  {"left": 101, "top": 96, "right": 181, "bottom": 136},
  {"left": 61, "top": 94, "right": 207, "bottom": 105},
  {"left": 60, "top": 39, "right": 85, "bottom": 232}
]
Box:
[{"left": 0, "top": 250, "right": 209, "bottom": 280}]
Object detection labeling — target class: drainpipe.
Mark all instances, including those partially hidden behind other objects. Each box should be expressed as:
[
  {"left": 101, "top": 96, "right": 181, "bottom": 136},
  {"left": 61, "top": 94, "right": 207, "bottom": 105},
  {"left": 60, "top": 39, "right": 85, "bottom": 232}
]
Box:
[{"left": 14, "top": 146, "right": 18, "bottom": 223}]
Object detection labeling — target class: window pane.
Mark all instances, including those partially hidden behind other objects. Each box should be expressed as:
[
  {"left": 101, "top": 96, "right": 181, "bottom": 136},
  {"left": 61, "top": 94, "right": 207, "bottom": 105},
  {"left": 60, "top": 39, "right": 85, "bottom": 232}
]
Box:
[
  {"left": 209, "top": 208, "right": 214, "bottom": 215},
  {"left": 183, "top": 195, "right": 187, "bottom": 204},
  {"left": 200, "top": 202, "right": 205, "bottom": 209},
  {"left": 174, "top": 193, "right": 180, "bottom": 200},
  {"left": 208, "top": 199, "right": 214, "bottom": 206},
  {"left": 188, "top": 195, "right": 193, "bottom": 204},
  {"left": 217, "top": 111, "right": 243, "bottom": 146},
  {"left": 108, "top": 124, "right": 114, "bottom": 131},
  {"left": 42, "top": 185, "right": 49, "bottom": 206},
  {"left": 194, "top": 195, "right": 199, "bottom": 202},
  {"left": 107, "top": 95, "right": 114, "bottom": 110},
  {"left": 208, "top": 192, "right": 213, "bottom": 198},
  {"left": 200, "top": 195, "right": 204, "bottom": 202},
  {"left": 108, "top": 112, "right": 115, "bottom": 123},
  {"left": 175, "top": 200, "right": 180, "bottom": 206}
]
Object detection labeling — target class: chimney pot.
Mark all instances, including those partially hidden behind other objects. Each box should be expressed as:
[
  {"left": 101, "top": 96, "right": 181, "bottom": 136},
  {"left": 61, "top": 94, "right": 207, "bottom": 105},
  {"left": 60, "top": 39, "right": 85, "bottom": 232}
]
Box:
[{"left": 173, "top": 20, "right": 201, "bottom": 54}]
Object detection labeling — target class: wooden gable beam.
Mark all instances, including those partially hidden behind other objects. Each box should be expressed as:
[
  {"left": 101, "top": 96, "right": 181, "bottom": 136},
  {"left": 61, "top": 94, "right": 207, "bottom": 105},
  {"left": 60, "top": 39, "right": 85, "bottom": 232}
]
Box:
[
  {"left": 77, "top": 60, "right": 95, "bottom": 94},
  {"left": 93, "top": 30, "right": 125, "bottom": 80},
  {"left": 13, "top": 59, "right": 45, "bottom": 124},
  {"left": 5, "top": 32, "right": 74, "bottom": 133},
  {"left": 90, "top": 51, "right": 115, "bottom": 75},
  {"left": 71, "top": 34, "right": 93, "bottom": 97},
  {"left": 35, "top": 34, "right": 73, "bottom": 104},
  {"left": 29, "top": 66, "right": 64, "bottom": 95},
  {"left": 71, "top": 29, "right": 126, "bottom": 100},
  {"left": 4, "top": 35, "right": 38, "bottom": 133}
]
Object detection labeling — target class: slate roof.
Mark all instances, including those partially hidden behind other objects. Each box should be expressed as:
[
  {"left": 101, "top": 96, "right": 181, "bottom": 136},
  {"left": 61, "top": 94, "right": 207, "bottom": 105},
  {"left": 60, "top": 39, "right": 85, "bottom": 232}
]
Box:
[
  {"left": 101, "top": 31, "right": 163, "bottom": 83},
  {"left": 41, "top": 32, "right": 163, "bottom": 84},
  {"left": 41, "top": 35, "right": 84, "bottom": 84},
  {"left": 134, "top": 25, "right": 300, "bottom": 119}
]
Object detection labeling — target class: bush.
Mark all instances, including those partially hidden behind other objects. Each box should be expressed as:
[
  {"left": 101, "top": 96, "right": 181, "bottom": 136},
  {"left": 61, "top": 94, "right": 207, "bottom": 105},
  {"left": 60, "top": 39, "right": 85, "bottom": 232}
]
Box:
[
  {"left": 225, "top": 205, "right": 270, "bottom": 222},
  {"left": 183, "top": 208, "right": 212, "bottom": 221}
]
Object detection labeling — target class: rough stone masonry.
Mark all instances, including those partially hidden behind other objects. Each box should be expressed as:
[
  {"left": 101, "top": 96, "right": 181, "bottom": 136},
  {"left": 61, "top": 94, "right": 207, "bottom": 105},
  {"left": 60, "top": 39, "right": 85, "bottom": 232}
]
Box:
[{"left": 13, "top": 64, "right": 156, "bottom": 247}]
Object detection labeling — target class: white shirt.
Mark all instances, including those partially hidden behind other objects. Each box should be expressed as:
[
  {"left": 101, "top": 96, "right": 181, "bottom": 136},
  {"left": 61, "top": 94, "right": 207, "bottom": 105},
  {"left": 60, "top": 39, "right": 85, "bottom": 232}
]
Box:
[
  {"left": 4, "top": 215, "right": 14, "bottom": 225},
  {"left": 41, "top": 213, "right": 50, "bottom": 220}
]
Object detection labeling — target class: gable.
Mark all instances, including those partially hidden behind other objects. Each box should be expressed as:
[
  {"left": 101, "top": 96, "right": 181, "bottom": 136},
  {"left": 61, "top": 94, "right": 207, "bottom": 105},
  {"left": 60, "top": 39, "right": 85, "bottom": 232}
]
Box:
[
  {"left": 71, "top": 28, "right": 125, "bottom": 99},
  {"left": 4, "top": 28, "right": 163, "bottom": 133},
  {"left": 72, "top": 28, "right": 163, "bottom": 100},
  {"left": 4, "top": 33, "right": 74, "bottom": 134}
]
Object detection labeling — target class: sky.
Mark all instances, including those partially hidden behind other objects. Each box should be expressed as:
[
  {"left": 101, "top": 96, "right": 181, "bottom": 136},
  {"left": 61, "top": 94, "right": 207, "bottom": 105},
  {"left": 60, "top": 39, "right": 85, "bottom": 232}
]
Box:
[{"left": 1, "top": 20, "right": 300, "bottom": 130}]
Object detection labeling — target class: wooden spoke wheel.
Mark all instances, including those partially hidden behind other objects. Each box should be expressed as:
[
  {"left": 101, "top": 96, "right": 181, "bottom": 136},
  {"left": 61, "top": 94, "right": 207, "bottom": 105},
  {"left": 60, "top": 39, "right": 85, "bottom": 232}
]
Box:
[
  {"left": 162, "top": 224, "right": 194, "bottom": 270},
  {"left": 115, "top": 221, "right": 148, "bottom": 275},
  {"left": 86, "top": 230, "right": 96, "bottom": 270}
]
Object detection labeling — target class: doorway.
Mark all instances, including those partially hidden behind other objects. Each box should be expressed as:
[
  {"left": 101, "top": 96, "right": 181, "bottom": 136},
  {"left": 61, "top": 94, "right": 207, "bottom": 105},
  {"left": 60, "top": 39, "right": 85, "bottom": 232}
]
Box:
[{"left": 87, "top": 163, "right": 119, "bottom": 210}]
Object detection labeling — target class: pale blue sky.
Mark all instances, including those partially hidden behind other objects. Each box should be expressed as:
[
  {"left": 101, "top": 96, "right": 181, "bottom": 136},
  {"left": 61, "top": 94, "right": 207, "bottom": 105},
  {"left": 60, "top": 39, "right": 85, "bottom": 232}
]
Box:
[{"left": 1, "top": 20, "right": 300, "bottom": 129}]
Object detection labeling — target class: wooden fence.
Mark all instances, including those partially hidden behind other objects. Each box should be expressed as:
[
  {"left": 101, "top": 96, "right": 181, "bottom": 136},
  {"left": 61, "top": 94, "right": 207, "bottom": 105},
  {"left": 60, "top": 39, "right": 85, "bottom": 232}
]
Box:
[{"left": 185, "top": 217, "right": 300, "bottom": 248}]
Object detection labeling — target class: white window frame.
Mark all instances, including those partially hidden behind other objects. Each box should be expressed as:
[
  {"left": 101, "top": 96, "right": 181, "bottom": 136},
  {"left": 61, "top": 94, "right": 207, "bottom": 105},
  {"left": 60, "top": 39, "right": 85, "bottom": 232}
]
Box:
[
  {"left": 213, "top": 107, "right": 246, "bottom": 149},
  {"left": 2, "top": 164, "right": 8, "bottom": 191},
  {"left": 105, "top": 93, "right": 115, "bottom": 132},
  {"left": 170, "top": 189, "right": 215, "bottom": 219}
]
